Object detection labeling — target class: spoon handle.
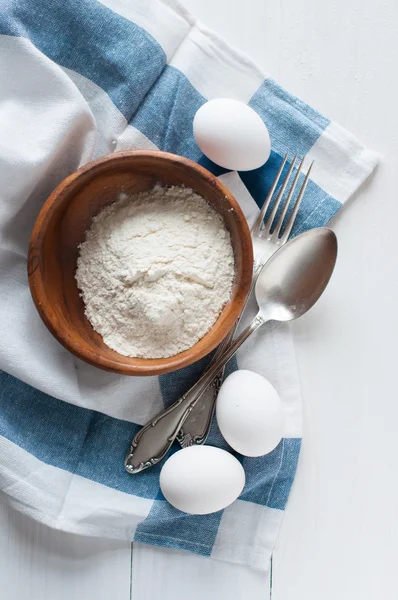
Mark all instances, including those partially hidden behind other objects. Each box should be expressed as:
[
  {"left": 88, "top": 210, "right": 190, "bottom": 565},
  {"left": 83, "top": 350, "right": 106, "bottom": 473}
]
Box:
[
  {"left": 124, "top": 313, "right": 265, "bottom": 474},
  {"left": 176, "top": 261, "right": 264, "bottom": 446},
  {"left": 176, "top": 326, "right": 235, "bottom": 447}
]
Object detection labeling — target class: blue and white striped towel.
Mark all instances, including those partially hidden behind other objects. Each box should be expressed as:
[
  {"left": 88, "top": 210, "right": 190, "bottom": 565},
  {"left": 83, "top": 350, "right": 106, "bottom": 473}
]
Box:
[{"left": 0, "top": 0, "right": 377, "bottom": 570}]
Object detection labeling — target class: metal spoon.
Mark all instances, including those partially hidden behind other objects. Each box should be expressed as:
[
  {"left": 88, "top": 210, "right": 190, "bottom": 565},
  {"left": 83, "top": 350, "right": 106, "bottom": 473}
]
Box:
[{"left": 125, "top": 227, "right": 338, "bottom": 474}]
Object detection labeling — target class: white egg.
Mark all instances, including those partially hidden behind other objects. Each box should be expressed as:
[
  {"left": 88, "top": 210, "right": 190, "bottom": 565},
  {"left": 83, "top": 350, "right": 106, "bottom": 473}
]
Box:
[
  {"left": 216, "top": 370, "right": 284, "bottom": 457},
  {"left": 159, "top": 445, "right": 245, "bottom": 515},
  {"left": 193, "top": 98, "right": 271, "bottom": 171}
]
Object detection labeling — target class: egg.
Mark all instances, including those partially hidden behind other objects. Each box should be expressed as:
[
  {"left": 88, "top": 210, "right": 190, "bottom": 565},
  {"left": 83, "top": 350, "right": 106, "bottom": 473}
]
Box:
[
  {"left": 159, "top": 445, "right": 245, "bottom": 515},
  {"left": 216, "top": 370, "right": 284, "bottom": 457},
  {"left": 193, "top": 98, "right": 271, "bottom": 171}
]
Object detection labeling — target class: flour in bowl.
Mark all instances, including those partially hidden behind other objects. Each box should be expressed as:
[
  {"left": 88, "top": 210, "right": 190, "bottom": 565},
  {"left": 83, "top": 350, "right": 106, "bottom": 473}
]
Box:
[{"left": 75, "top": 185, "right": 235, "bottom": 359}]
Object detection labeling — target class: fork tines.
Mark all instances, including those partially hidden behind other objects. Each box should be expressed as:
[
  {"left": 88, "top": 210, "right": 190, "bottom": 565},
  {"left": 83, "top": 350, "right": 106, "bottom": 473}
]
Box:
[{"left": 251, "top": 153, "right": 314, "bottom": 243}]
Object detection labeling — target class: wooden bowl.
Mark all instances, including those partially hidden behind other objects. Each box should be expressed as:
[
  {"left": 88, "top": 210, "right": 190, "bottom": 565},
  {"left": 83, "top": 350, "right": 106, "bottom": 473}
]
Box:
[{"left": 28, "top": 151, "right": 253, "bottom": 376}]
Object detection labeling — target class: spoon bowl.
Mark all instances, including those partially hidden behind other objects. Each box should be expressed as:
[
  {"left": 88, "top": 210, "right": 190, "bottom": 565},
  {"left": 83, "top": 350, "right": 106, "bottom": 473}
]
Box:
[{"left": 256, "top": 227, "right": 338, "bottom": 322}]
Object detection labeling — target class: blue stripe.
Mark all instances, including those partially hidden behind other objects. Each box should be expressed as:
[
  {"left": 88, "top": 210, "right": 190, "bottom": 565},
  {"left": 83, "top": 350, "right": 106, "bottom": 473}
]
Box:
[
  {"left": 134, "top": 499, "right": 221, "bottom": 556},
  {"left": 130, "top": 66, "right": 205, "bottom": 159},
  {"left": 0, "top": 0, "right": 166, "bottom": 120},
  {"left": 0, "top": 370, "right": 161, "bottom": 498},
  {"left": 239, "top": 152, "right": 341, "bottom": 237},
  {"left": 130, "top": 73, "right": 340, "bottom": 235},
  {"left": 124, "top": 65, "right": 338, "bottom": 237},
  {"left": 249, "top": 79, "right": 330, "bottom": 159},
  {"left": 0, "top": 369, "right": 296, "bottom": 511},
  {"left": 0, "top": 1, "right": 220, "bottom": 172},
  {"left": 241, "top": 438, "right": 301, "bottom": 510},
  {"left": 0, "top": 0, "right": 340, "bottom": 239}
]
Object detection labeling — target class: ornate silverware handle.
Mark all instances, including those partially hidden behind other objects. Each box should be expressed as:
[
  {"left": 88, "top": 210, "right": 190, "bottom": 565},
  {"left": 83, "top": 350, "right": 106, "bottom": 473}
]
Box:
[
  {"left": 176, "top": 324, "right": 236, "bottom": 447},
  {"left": 125, "top": 314, "right": 265, "bottom": 474},
  {"left": 177, "top": 262, "right": 264, "bottom": 446}
]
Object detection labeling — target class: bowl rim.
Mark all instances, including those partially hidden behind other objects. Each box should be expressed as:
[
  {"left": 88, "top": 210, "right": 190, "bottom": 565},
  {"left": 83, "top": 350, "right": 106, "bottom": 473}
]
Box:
[{"left": 28, "top": 150, "right": 253, "bottom": 376}]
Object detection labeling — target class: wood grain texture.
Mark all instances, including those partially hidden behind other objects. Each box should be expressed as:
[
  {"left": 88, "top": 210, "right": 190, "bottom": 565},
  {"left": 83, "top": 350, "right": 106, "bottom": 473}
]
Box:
[
  {"left": 131, "top": 543, "right": 270, "bottom": 600},
  {"left": 28, "top": 150, "right": 253, "bottom": 376},
  {"left": 0, "top": 498, "right": 131, "bottom": 600}
]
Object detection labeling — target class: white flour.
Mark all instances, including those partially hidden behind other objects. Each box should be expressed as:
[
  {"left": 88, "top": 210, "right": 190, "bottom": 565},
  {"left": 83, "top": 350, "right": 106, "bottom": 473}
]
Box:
[{"left": 76, "top": 185, "right": 235, "bottom": 359}]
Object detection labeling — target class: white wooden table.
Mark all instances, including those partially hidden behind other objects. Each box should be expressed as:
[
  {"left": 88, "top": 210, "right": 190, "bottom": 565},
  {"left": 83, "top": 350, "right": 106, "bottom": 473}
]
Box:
[{"left": 2, "top": 0, "right": 397, "bottom": 598}]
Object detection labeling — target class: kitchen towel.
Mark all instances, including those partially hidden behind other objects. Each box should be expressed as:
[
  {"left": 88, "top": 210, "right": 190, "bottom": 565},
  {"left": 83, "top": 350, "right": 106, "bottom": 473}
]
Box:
[{"left": 0, "top": 0, "right": 377, "bottom": 570}]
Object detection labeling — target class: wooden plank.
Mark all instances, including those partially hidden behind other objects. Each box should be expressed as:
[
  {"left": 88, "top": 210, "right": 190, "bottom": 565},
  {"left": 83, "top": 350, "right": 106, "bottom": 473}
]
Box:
[
  {"left": 264, "top": 0, "right": 398, "bottom": 595},
  {"left": 272, "top": 159, "right": 398, "bottom": 600},
  {"left": 0, "top": 498, "right": 131, "bottom": 600},
  {"left": 131, "top": 543, "right": 270, "bottom": 600}
]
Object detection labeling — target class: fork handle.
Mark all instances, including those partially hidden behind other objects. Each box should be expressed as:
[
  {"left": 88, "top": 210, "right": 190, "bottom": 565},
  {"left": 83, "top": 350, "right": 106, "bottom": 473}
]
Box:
[
  {"left": 176, "top": 262, "right": 263, "bottom": 447},
  {"left": 176, "top": 324, "right": 236, "bottom": 446},
  {"left": 125, "top": 314, "right": 265, "bottom": 473}
]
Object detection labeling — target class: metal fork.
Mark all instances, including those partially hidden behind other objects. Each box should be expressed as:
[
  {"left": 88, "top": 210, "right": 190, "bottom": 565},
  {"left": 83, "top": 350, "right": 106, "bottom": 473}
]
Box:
[{"left": 176, "top": 153, "right": 314, "bottom": 447}]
